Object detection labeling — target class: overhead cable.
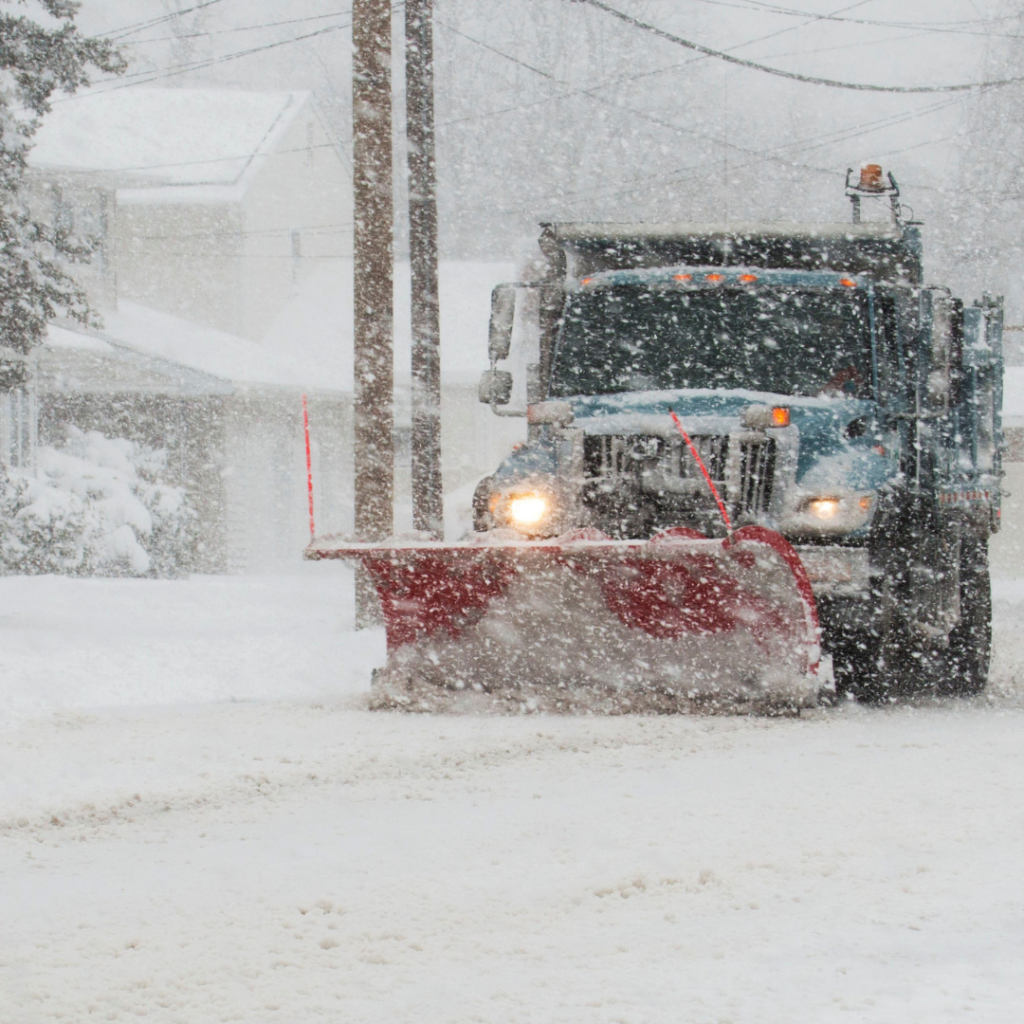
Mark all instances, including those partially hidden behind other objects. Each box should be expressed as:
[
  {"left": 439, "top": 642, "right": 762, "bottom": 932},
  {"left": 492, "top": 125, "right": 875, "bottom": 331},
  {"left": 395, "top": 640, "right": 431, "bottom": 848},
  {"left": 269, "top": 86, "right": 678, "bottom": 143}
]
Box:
[
  {"left": 128, "top": 9, "right": 354, "bottom": 45},
  {"left": 79, "top": 3, "right": 404, "bottom": 95},
  {"left": 100, "top": 0, "right": 229, "bottom": 40},
  {"left": 579, "top": 0, "right": 1024, "bottom": 93},
  {"left": 684, "top": 0, "right": 1024, "bottom": 37},
  {"left": 69, "top": 21, "right": 354, "bottom": 96},
  {"left": 436, "top": 22, "right": 965, "bottom": 214}
]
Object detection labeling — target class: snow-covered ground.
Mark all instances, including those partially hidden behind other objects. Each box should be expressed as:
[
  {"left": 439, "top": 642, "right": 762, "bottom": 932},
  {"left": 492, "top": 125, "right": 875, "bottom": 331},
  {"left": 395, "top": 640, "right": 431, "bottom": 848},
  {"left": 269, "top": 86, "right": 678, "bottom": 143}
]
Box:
[{"left": 1, "top": 569, "right": 1023, "bottom": 1022}]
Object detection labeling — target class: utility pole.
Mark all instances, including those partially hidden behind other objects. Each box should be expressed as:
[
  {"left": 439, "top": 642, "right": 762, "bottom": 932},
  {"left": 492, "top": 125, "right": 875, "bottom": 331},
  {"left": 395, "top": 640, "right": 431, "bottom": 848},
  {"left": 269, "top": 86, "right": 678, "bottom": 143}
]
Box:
[
  {"left": 405, "top": 0, "right": 443, "bottom": 538},
  {"left": 352, "top": 0, "right": 394, "bottom": 624},
  {"left": 405, "top": 0, "right": 442, "bottom": 536}
]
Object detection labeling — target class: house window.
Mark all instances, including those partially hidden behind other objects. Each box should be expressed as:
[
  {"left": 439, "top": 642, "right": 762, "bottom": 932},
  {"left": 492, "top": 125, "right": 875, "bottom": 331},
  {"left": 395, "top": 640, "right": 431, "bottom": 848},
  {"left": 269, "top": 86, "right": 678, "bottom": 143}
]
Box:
[{"left": 0, "top": 389, "right": 36, "bottom": 470}]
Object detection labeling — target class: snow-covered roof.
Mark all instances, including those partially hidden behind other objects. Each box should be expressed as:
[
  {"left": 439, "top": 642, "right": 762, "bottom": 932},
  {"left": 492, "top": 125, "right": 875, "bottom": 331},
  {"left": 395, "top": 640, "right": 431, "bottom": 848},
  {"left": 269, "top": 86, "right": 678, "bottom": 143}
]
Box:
[
  {"left": 263, "top": 259, "right": 515, "bottom": 393},
  {"left": 44, "top": 303, "right": 322, "bottom": 394},
  {"left": 42, "top": 322, "right": 234, "bottom": 397},
  {"left": 30, "top": 88, "right": 309, "bottom": 202},
  {"left": 40, "top": 260, "right": 512, "bottom": 397}
]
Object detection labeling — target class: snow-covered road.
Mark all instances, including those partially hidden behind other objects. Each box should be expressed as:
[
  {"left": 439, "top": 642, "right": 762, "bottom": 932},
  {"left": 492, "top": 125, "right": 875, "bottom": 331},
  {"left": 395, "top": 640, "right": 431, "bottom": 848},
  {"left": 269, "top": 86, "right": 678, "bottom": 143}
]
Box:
[{"left": 1, "top": 569, "right": 1023, "bottom": 1023}]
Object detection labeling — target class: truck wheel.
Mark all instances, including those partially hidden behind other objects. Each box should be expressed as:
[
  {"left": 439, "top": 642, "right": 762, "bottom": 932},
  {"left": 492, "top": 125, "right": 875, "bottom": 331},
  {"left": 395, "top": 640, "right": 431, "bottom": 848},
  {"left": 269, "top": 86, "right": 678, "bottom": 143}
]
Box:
[
  {"left": 936, "top": 536, "right": 991, "bottom": 697},
  {"left": 856, "top": 619, "right": 927, "bottom": 702},
  {"left": 828, "top": 628, "right": 879, "bottom": 701}
]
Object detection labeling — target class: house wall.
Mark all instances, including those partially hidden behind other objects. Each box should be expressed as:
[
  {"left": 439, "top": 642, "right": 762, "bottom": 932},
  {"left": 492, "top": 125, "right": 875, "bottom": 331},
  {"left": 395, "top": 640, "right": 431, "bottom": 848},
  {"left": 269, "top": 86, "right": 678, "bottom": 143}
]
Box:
[
  {"left": 111, "top": 100, "right": 351, "bottom": 342},
  {"left": 240, "top": 109, "right": 352, "bottom": 342},
  {"left": 222, "top": 389, "right": 352, "bottom": 572},
  {"left": 115, "top": 203, "right": 245, "bottom": 335}
]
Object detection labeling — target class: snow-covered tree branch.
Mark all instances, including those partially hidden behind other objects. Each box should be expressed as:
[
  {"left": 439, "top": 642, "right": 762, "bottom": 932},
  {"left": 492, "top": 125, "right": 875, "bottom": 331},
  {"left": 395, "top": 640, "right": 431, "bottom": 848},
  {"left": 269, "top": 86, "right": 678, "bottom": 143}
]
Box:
[{"left": 0, "top": 0, "right": 124, "bottom": 356}]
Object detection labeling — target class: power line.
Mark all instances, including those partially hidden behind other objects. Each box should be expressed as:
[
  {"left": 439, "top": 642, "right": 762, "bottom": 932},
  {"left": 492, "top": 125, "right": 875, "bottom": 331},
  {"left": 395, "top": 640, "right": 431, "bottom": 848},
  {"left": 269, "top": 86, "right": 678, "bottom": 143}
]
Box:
[
  {"left": 438, "top": 20, "right": 961, "bottom": 167},
  {"left": 579, "top": 0, "right": 1024, "bottom": 93},
  {"left": 80, "top": 3, "right": 405, "bottom": 95},
  {"left": 760, "top": 29, "right": 931, "bottom": 61},
  {"left": 122, "top": 222, "right": 353, "bottom": 242},
  {"left": 47, "top": 141, "right": 344, "bottom": 175},
  {"left": 73, "top": 20, "right": 356, "bottom": 95},
  {"left": 109, "top": 250, "right": 353, "bottom": 259},
  {"left": 682, "top": 0, "right": 1024, "bottom": 38},
  {"left": 99, "top": 0, "right": 230, "bottom": 40},
  {"left": 127, "top": 9, "right": 353, "bottom": 45},
  {"left": 434, "top": 1, "right": 892, "bottom": 131},
  {"left": 435, "top": 22, "right": 966, "bottom": 215}
]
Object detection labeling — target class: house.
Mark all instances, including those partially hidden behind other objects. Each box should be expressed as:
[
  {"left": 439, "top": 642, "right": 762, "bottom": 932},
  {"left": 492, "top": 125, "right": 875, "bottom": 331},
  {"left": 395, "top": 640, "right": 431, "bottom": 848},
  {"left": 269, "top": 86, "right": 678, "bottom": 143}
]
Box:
[
  {"left": 17, "top": 88, "right": 525, "bottom": 570},
  {"left": 29, "top": 87, "right": 349, "bottom": 339},
  {"left": 36, "top": 308, "right": 350, "bottom": 573}
]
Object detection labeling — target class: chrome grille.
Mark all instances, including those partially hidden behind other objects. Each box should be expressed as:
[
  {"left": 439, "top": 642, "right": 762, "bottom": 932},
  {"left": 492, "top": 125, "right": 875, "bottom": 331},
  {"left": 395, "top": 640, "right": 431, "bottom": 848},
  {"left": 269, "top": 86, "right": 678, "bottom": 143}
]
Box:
[
  {"left": 738, "top": 437, "right": 776, "bottom": 514},
  {"left": 583, "top": 434, "right": 729, "bottom": 490}
]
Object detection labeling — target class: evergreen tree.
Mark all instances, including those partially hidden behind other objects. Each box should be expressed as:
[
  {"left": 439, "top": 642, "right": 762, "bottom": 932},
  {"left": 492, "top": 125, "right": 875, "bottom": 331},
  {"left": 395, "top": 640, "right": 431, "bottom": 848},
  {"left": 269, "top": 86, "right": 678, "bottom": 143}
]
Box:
[{"left": 0, "top": 0, "right": 124, "bottom": 362}]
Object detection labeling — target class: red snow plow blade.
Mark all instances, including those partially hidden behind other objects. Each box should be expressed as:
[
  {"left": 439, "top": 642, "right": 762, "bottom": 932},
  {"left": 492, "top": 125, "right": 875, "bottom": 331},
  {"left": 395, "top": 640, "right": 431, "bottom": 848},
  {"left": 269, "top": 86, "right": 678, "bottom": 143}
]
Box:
[{"left": 306, "top": 526, "right": 820, "bottom": 714}]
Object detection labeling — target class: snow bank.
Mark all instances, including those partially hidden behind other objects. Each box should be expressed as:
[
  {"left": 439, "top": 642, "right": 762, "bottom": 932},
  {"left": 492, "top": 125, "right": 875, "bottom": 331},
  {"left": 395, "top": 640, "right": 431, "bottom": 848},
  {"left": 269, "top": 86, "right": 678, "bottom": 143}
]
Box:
[{"left": 0, "top": 564, "right": 378, "bottom": 731}]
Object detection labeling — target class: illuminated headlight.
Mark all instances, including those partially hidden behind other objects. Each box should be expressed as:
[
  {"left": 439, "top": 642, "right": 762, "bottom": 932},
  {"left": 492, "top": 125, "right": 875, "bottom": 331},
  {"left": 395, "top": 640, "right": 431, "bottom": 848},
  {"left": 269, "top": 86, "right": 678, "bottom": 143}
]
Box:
[
  {"left": 806, "top": 498, "right": 841, "bottom": 520},
  {"left": 488, "top": 489, "right": 557, "bottom": 535},
  {"left": 793, "top": 493, "right": 875, "bottom": 533},
  {"left": 508, "top": 494, "right": 549, "bottom": 527}
]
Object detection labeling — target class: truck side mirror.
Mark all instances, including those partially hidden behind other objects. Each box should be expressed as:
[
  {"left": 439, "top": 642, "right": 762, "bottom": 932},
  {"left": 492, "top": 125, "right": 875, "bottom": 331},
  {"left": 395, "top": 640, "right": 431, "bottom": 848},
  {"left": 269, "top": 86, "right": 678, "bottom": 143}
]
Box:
[
  {"left": 479, "top": 369, "right": 513, "bottom": 406},
  {"left": 488, "top": 285, "right": 516, "bottom": 363}
]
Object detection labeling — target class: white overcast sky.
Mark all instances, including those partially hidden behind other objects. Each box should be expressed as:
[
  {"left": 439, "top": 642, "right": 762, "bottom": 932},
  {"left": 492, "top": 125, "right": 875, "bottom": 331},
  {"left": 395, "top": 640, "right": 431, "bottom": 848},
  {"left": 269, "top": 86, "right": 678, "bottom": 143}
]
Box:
[{"left": 63, "top": 1, "right": 1020, "bottom": 302}]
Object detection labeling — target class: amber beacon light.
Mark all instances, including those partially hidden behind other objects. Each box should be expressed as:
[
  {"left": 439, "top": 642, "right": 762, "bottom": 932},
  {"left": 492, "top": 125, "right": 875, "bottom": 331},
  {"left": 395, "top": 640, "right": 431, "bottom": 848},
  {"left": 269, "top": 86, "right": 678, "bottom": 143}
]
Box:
[{"left": 859, "top": 163, "right": 885, "bottom": 192}]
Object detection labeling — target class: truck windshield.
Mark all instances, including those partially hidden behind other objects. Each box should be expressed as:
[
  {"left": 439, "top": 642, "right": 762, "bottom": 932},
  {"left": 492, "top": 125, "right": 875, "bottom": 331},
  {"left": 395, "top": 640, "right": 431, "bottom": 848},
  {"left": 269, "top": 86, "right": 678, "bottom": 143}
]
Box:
[{"left": 550, "top": 285, "right": 873, "bottom": 398}]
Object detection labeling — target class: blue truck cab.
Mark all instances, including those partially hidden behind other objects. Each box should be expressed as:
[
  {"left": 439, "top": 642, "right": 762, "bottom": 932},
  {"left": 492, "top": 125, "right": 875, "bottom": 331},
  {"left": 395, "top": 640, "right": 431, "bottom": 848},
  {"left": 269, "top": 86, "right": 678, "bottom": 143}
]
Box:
[{"left": 475, "top": 170, "right": 1003, "bottom": 699}]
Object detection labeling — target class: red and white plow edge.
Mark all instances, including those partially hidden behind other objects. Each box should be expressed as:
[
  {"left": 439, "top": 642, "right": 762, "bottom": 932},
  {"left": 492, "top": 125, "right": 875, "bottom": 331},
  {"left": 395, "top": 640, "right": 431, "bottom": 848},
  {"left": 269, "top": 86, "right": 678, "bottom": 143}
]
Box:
[{"left": 307, "top": 526, "right": 822, "bottom": 714}]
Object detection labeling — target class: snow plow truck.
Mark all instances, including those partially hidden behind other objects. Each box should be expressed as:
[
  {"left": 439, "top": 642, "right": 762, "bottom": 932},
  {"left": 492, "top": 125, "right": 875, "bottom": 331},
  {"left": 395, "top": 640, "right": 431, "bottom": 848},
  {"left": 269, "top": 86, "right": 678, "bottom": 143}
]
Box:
[{"left": 308, "top": 167, "right": 1003, "bottom": 713}]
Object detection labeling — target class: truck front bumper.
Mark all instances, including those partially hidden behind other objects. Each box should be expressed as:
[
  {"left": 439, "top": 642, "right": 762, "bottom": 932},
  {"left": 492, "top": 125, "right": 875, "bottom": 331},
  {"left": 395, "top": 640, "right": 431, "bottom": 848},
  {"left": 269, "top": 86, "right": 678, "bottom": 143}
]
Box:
[{"left": 794, "top": 545, "right": 872, "bottom": 598}]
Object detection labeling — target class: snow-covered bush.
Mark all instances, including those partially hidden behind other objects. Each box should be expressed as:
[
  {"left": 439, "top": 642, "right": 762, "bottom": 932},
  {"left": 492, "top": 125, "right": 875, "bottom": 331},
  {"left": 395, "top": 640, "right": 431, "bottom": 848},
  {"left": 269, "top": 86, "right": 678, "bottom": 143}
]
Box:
[{"left": 0, "top": 428, "right": 194, "bottom": 577}]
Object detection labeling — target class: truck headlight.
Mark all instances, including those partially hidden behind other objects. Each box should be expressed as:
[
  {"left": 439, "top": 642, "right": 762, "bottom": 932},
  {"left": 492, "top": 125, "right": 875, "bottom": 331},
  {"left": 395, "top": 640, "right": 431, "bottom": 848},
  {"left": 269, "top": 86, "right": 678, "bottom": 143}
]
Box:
[
  {"left": 806, "top": 498, "right": 841, "bottom": 520},
  {"left": 487, "top": 488, "right": 558, "bottom": 535},
  {"left": 508, "top": 494, "right": 549, "bottom": 527},
  {"left": 792, "top": 492, "right": 874, "bottom": 533}
]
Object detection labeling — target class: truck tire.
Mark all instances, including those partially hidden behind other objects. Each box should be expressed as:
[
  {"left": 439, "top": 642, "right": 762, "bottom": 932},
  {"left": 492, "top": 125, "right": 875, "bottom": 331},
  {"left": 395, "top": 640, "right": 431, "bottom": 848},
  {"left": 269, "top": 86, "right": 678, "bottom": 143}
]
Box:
[
  {"left": 827, "top": 626, "right": 879, "bottom": 701},
  {"left": 936, "top": 535, "right": 991, "bottom": 697},
  {"left": 857, "top": 619, "right": 926, "bottom": 702}
]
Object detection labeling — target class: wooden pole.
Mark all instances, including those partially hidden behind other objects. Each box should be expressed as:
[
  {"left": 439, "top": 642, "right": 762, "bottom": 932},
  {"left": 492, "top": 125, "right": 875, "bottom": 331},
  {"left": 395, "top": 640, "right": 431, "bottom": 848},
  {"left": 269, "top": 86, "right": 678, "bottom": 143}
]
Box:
[
  {"left": 405, "top": 0, "right": 443, "bottom": 538},
  {"left": 352, "top": 0, "right": 394, "bottom": 625}
]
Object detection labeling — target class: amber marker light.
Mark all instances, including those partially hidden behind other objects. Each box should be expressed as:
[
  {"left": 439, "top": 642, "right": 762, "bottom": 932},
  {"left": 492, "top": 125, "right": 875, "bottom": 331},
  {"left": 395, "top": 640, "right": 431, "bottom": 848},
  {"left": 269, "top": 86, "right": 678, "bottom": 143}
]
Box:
[
  {"left": 739, "top": 273, "right": 758, "bottom": 283},
  {"left": 859, "top": 495, "right": 873, "bottom": 511},
  {"left": 705, "top": 273, "right": 724, "bottom": 282},
  {"left": 771, "top": 406, "right": 790, "bottom": 427},
  {"left": 839, "top": 277, "right": 858, "bottom": 288},
  {"left": 673, "top": 273, "right": 692, "bottom": 281},
  {"left": 581, "top": 277, "right": 593, "bottom": 285}
]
